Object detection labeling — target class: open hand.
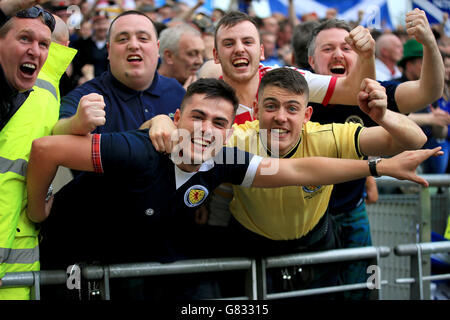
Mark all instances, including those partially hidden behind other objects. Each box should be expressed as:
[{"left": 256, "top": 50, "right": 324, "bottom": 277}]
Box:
[{"left": 379, "top": 147, "right": 444, "bottom": 187}]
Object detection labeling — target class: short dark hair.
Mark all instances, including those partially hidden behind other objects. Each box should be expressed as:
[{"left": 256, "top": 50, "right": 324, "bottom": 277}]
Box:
[
  {"left": 181, "top": 78, "right": 239, "bottom": 122},
  {"left": 291, "top": 21, "right": 320, "bottom": 68},
  {"left": 259, "top": 68, "right": 309, "bottom": 102},
  {"left": 214, "top": 11, "right": 259, "bottom": 49},
  {"left": 107, "top": 10, "right": 156, "bottom": 43},
  {"left": 307, "top": 19, "right": 352, "bottom": 58}
]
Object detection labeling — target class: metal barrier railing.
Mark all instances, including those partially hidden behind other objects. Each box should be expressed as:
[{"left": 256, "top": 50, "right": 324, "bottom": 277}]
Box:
[
  {"left": 2, "top": 246, "right": 391, "bottom": 300},
  {"left": 2, "top": 175, "right": 449, "bottom": 300},
  {"left": 375, "top": 174, "right": 450, "bottom": 188},
  {"left": 261, "top": 246, "right": 390, "bottom": 300},
  {"left": 373, "top": 174, "right": 450, "bottom": 299},
  {"left": 394, "top": 241, "right": 450, "bottom": 300}
]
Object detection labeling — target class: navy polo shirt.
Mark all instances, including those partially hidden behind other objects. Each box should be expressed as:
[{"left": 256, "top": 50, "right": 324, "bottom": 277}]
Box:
[
  {"left": 310, "top": 80, "right": 400, "bottom": 214},
  {"left": 60, "top": 69, "right": 185, "bottom": 132},
  {"left": 42, "top": 71, "right": 185, "bottom": 267},
  {"left": 95, "top": 129, "right": 261, "bottom": 261}
]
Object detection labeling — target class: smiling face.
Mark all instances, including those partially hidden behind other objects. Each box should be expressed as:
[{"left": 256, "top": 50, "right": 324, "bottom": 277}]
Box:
[
  {"left": 107, "top": 14, "right": 159, "bottom": 91},
  {"left": 0, "top": 17, "right": 51, "bottom": 92},
  {"left": 173, "top": 93, "right": 234, "bottom": 170},
  {"left": 213, "top": 20, "right": 264, "bottom": 84},
  {"left": 309, "top": 28, "right": 357, "bottom": 77},
  {"left": 255, "top": 85, "right": 312, "bottom": 156}
]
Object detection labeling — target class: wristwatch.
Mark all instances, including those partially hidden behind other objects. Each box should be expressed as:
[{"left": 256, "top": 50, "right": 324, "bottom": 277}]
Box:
[{"left": 368, "top": 157, "right": 382, "bottom": 177}]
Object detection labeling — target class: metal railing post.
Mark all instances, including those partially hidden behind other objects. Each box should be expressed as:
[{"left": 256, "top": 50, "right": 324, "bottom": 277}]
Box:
[
  {"left": 409, "top": 244, "right": 424, "bottom": 300},
  {"left": 369, "top": 247, "right": 383, "bottom": 300},
  {"left": 31, "top": 271, "right": 40, "bottom": 300},
  {"left": 419, "top": 187, "right": 431, "bottom": 299},
  {"left": 255, "top": 257, "right": 267, "bottom": 300},
  {"left": 100, "top": 266, "right": 111, "bottom": 300},
  {"left": 245, "top": 258, "right": 257, "bottom": 300}
]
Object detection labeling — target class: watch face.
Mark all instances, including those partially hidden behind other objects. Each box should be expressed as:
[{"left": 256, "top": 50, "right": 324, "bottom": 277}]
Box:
[{"left": 369, "top": 158, "right": 381, "bottom": 177}]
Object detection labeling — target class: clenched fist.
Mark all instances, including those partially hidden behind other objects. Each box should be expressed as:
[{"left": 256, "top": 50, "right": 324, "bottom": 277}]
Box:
[
  {"left": 358, "top": 78, "right": 387, "bottom": 122},
  {"left": 72, "top": 93, "right": 106, "bottom": 135},
  {"left": 345, "top": 25, "right": 375, "bottom": 59}
]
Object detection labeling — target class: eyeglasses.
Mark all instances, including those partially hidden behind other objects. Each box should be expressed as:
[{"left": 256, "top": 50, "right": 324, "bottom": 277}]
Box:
[{"left": 15, "top": 6, "right": 55, "bottom": 32}]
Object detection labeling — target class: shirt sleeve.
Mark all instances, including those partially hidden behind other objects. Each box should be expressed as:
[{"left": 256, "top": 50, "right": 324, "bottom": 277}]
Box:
[
  {"left": 331, "top": 122, "right": 365, "bottom": 159},
  {"left": 216, "top": 147, "right": 263, "bottom": 187},
  {"left": 92, "top": 129, "right": 159, "bottom": 176},
  {"left": 380, "top": 80, "right": 400, "bottom": 113},
  {"left": 296, "top": 68, "right": 337, "bottom": 106},
  {"left": 59, "top": 87, "right": 84, "bottom": 119}
]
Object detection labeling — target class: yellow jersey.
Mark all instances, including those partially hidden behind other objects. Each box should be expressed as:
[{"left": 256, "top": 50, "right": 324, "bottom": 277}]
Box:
[{"left": 228, "top": 120, "right": 364, "bottom": 240}]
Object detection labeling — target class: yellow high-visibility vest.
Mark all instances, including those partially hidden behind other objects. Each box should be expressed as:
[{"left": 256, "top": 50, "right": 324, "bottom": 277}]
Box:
[{"left": 0, "top": 42, "right": 76, "bottom": 300}]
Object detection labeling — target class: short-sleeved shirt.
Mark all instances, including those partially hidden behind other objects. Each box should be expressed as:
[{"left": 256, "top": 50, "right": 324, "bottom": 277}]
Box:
[
  {"left": 232, "top": 64, "right": 337, "bottom": 124},
  {"left": 42, "top": 129, "right": 262, "bottom": 264},
  {"left": 309, "top": 80, "right": 400, "bottom": 214},
  {"left": 229, "top": 120, "right": 363, "bottom": 240},
  {"left": 45, "top": 70, "right": 186, "bottom": 264},
  {"left": 59, "top": 69, "right": 185, "bottom": 133}
]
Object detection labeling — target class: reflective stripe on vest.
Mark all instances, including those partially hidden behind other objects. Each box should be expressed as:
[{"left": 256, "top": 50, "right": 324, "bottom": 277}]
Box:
[
  {"left": 0, "top": 156, "right": 27, "bottom": 177},
  {"left": 0, "top": 246, "right": 39, "bottom": 264},
  {"left": 34, "top": 78, "right": 57, "bottom": 100}
]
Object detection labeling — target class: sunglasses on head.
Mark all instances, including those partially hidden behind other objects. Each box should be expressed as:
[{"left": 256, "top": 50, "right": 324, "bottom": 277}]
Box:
[{"left": 15, "top": 6, "right": 55, "bottom": 32}]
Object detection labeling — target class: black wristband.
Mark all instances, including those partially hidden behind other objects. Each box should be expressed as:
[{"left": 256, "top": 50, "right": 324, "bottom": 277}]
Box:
[{"left": 368, "top": 157, "right": 381, "bottom": 177}]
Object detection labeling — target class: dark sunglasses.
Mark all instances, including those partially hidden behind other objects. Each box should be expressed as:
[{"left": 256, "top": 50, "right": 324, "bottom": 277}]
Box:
[{"left": 15, "top": 6, "right": 55, "bottom": 32}]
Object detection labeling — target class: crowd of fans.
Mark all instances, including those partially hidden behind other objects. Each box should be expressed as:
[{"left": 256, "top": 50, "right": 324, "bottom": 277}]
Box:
[
  {"left": 0, "top": 0, "right": 449, "bottom": 301},
  {"left": 44, "top": 0, "right": 450, "bottom": 176}
]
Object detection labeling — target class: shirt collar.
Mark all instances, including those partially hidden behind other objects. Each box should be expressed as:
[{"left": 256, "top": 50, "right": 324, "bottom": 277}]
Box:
[
  {"left": 105, "top": 68, "right": 163, "bottom": 102},
  {"left": 258, "top": 129, "right": 302, "bottom": 159}
]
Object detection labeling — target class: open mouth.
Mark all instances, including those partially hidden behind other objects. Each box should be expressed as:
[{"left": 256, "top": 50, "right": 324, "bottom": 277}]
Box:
[
  {"left": 270, "top": 128, "right": 289, "bottom": 138},
  {"left": 232, "top": 58, "right": 249, "bottom": 68},
  {"left": 329, "top": 65, "right": 346, "bottom": 75},
  {"left": 127, "top": 55, "right": 142, "bottom": 63},
  {"left": 192, "top": 137, "right": 213, "bottom": 151},
  {"left": 20, "top": 63, "right": 37, "bottom": 76}
]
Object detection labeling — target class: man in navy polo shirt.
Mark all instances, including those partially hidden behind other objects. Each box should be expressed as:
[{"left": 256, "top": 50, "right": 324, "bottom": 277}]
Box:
[
  {"left": 52, "top": 10, "right": 185, "bottom": 135},
  {"left": 39, "top": 10, "right": 185, "bottom": 299},
  {"left": 45, "top": 9, "right": 185, "bottom": 258}
]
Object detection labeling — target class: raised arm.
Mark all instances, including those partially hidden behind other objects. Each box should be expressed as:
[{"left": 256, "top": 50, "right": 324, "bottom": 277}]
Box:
[
  {"left": 329, "top": 26, "right": 376, "bottom": 105},
  {"left": 252, "top": 147, "right": 443, "bottom": 188},
  {"left": 394, "top": 9, "right": 445, "bottom": 114},
  {"left": 287, "top": 0, "right": 300, "bottom": 27},
  {"left": 357, "top": 78, "right": 427, "bottom": 156},
  {"left": 27, "top": 134, "right": 94, "bottom": 223},
  {"left": 179, "top": 0, "right": 205, "bottom": 23}
]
